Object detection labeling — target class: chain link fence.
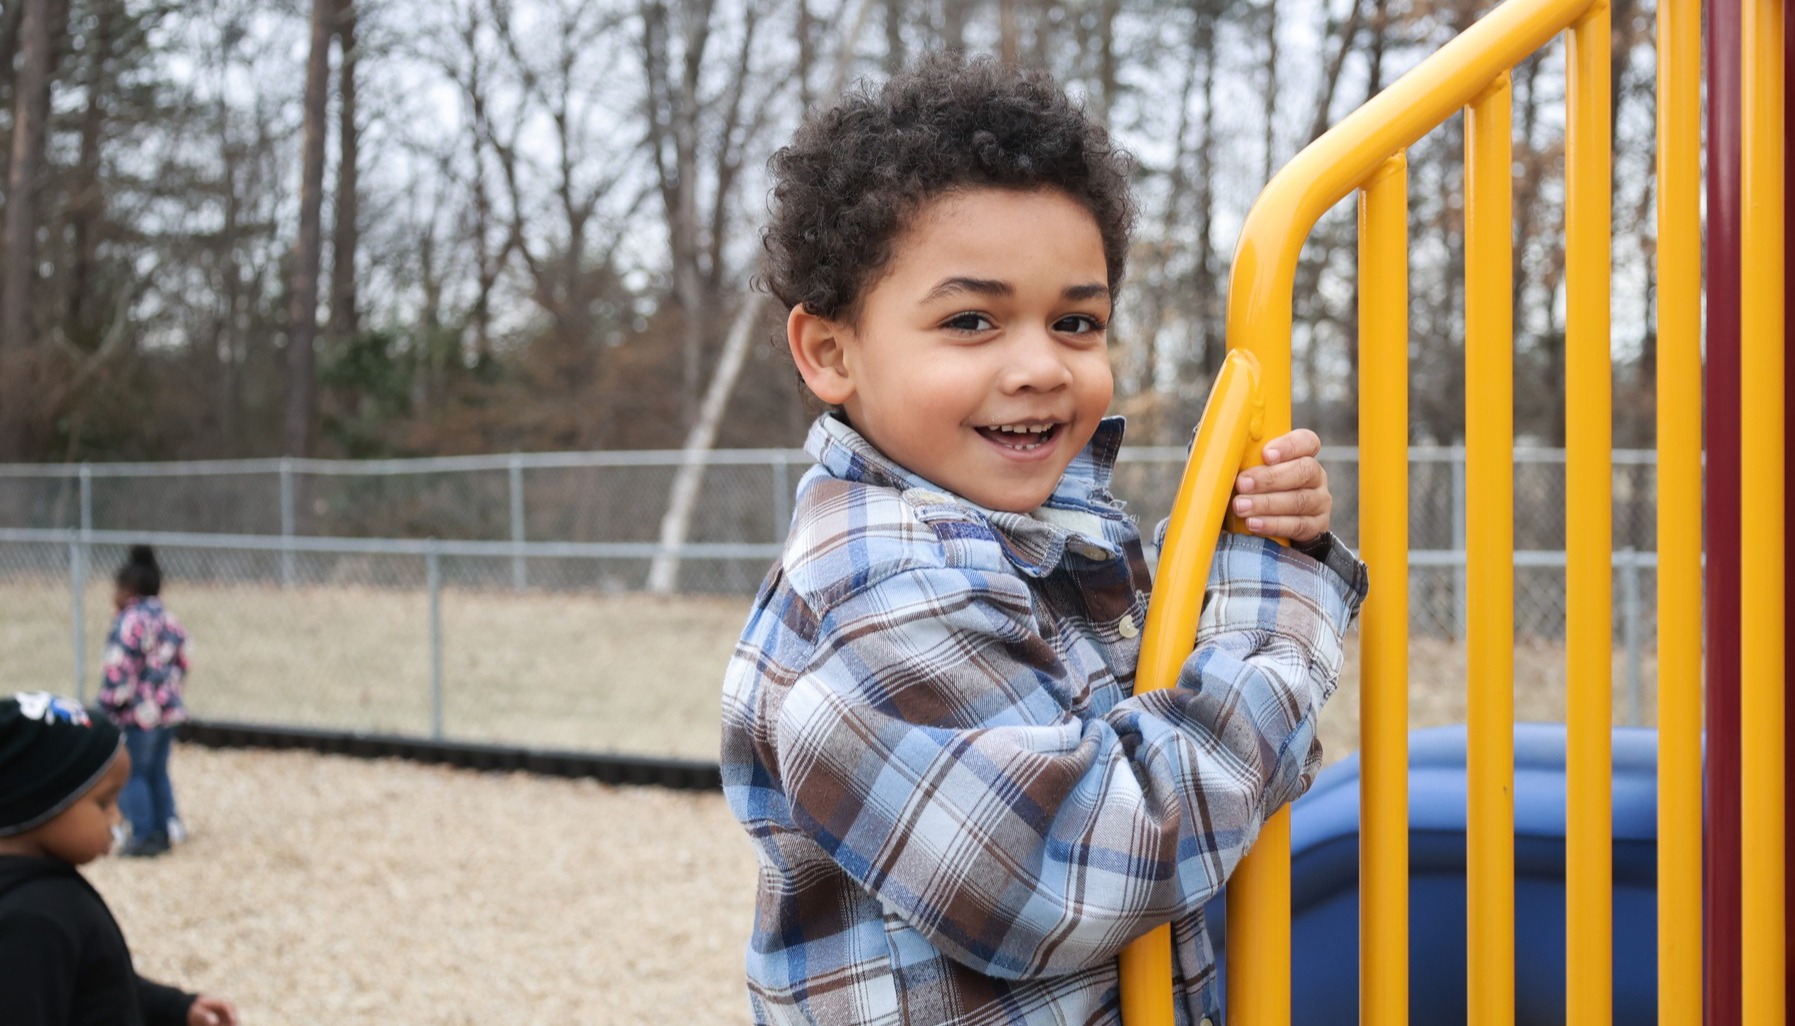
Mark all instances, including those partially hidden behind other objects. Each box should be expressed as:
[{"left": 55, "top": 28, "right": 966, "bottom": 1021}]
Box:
[{"left": 0, "top": 446, "right": 1660, "bottom": 757}]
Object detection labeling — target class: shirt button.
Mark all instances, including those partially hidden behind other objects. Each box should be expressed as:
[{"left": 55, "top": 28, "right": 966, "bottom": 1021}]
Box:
[
  {"left": 1074, "top": 541, "right": 1108, "bottom": 561},
  {"left": 1117, "top": 614, "right": 1139, "bottom": 639},
  {"left": 1199, "top": 1018, "right": 1215, "bottom": 1026}
]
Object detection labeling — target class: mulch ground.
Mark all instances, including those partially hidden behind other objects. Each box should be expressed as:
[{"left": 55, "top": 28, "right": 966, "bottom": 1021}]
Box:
[{"left": 88, "top": 745, "right": 760, "bottom": 1025}]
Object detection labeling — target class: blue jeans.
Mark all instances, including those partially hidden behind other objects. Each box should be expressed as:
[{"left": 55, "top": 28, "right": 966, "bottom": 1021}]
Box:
[{"left": 121, "top": 726, "right": 178, "bottom": 842}]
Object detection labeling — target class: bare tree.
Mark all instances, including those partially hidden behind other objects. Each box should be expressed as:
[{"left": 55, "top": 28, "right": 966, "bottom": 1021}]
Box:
[
  {"left": 0, "top": 0, "right": 68, "bottom": 458},
  {"left": 328, "top": 0, "right": 360, "bottom": 343},
  {"left": 1261, "top": 0, "right": 1278, "bottom": 184},
  {"left": 64, "top": 0, "right": 123, "bottom": 345},
  {"left": 645, "top": 0, "right": 872, "bottom": 594},
  {"left": 285, "top": 0, "right": 335, "bottom": 457}
]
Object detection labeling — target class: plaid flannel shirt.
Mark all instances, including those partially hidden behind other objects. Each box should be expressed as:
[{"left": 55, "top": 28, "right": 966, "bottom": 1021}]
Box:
[{"left": 721, "top": 414, "right": 1368, "bottom": 1026}]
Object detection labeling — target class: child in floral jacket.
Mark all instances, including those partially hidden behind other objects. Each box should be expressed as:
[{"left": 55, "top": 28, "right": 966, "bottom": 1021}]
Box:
[{"left": 98, "top": 545, "right": 190, "bottom": 858}]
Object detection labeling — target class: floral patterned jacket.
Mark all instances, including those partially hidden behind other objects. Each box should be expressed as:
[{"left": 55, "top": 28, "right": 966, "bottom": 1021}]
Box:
[{"left": 99, "top": 597, "right": 190, "bottom": 730}]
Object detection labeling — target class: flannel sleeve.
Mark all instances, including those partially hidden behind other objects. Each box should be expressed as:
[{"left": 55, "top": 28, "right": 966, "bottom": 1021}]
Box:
[{"left": 775, "top": 532, "right": 1364, "bottom": 981}]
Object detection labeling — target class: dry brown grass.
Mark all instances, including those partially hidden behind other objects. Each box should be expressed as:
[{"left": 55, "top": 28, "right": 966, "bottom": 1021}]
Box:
[{"left": 0, "top": 580, "right": 748, "bottom": 761}]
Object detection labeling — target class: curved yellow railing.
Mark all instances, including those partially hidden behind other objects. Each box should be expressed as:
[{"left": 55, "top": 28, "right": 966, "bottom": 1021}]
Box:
[
  {"left": 1224, "top": 0, "right": 1616, "bottom": 1018},
  {"left": 1117, "top": 348, "right": 1263, "bottom": 1025},
  {"left": 1122, "top": 0, "right": 1645, "bottom": 1023}
]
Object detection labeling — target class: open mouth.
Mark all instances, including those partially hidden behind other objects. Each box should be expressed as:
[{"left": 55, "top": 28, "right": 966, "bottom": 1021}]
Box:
[{"left": 976, "top": 423, "right": 1059, "bottom": 451}]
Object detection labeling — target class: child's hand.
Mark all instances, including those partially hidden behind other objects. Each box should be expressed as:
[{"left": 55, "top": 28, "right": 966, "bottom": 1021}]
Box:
[
  {"left": 188, "top": 995, "right": 239, "bottom": 1026},
  {"left": 1231, "top": 429, "right": 1331, "bottom": 544}
]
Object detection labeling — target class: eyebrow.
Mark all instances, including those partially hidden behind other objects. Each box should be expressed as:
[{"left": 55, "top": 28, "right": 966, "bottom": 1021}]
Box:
[{"left": 921, "top": 277, "right": 1111, "bottom": 304}]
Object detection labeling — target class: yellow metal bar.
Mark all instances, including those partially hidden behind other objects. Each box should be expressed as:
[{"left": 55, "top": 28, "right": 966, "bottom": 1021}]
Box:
[
  {"left": 1220, "top": 4, "right": 1601, "bottom": 1018},
  {"left": 1217, "top": 2, "right": 1605, "bottom": 1023},
  {"left": 1653, "top": 0, "right": 1703, "bottom": 1021},
  {"left": 1464, "top": 74, "right": 1515, "bottom": 1026},
  {"left": 1357, "top": 153, "right": 1409, "bottom": 1026},
  {"left": 1119, "top": 349, "right": 1264, "bottom": 1026},
  {"left": 1563, "top": 6, "right": 1613, "bottom": 1024},
  {"left": 1739, "top": 0, "right": 1786, "bottom": 1020},
  {"left": 1227, "top": 808, "right": 1292, "bottom": 1025}
]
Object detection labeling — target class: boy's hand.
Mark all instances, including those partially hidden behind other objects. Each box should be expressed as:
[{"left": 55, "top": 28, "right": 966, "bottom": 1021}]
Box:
[
  {"left": 188, "top": 995, "right": 239, "bottom": 1026},
  {"left": 1231, "top": 429, "right": 1331, "bottom": 544}
]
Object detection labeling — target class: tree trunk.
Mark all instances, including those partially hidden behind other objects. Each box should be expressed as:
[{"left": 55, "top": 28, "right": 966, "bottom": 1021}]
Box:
[
  {"left": 3, "top": 0, "right": 52, "bottom": 355},
  {"left": 284, "top": 0, "right": 333, "bottom": 458},
  {"left": 66, "top": 0, "right": 119, "bottom": 344},
  {"left": 328, "top": 0, "right": 359, "bottom": 344},
  {"left": 1195, "top": 9, "right": 1223, "bottom": 378},
  {"left": 1093, "top": 0, "right": 1119, "bottom": 125},
  {"left": 1261, "top": 0, "right": 1278, "bottom": 184},
  {"left": 644, "top": 298, "right": 763, "bottom": 592},
  {"left": 998, "top": 0, "right": 1017, "bottom": 64},
  {"left": 941, "top": 0, "right": 967, "bottom": 53},
  {"left": 882, "top": 0, "right": 904, "bottom": 74}
]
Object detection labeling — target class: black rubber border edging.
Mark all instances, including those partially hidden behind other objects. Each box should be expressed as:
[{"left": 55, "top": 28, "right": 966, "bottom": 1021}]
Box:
[{"left": 177, "top": 720, "right": 722, "bottom": 791}]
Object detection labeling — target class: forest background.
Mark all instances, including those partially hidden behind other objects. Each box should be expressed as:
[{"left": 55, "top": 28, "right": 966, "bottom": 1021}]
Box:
[{"left": 0, "top": 0, "right": 1663, "bottom": 464}]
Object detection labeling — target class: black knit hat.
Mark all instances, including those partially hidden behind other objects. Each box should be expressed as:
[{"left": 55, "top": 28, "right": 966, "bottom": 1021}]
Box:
[{"left": 0, "top": 692, "right": 123, "bottom": 837}]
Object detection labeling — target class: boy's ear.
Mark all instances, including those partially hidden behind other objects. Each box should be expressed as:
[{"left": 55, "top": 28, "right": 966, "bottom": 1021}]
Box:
[{"left": 787, "top": 305, "right": 856, "bottom": 406}]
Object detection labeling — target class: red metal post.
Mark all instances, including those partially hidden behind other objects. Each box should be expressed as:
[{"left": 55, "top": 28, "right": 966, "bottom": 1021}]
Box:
[{"left": 1706, "top": 3, "right": 1744, "bottom": 1025}]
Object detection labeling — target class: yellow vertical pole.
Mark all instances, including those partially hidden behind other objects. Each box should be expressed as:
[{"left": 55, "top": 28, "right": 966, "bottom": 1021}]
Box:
[
  {"left": 1740, "top": 0, "right": 1786, "bottom": 1019},
  {"left": 1464, "top": 74, "right": 1515, "bottom": 1026},
  {"left": 1226, "top": 224, "right": 1295, "bottom": 1026},
  {"left": 1226, "top": 810, "right": 1291, "bottom": 1026},
  {"left": 1358, "top": 154, "right": 1410, "bottom": 1026},
  {"left": 1564, "top": 5, "right": 1613, "bottom": 1025},
  {"left": 1119, "top": 350, "right": 1265, "bottom": 1026},
  {"left": 1654, "top": 0, "right": 1704, "bottom": 1021}
]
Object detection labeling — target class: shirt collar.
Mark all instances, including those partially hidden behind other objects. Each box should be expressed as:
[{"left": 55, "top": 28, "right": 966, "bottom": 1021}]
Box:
[{"left": 803, "top": 413, "right": 1132, "bottom": 576}]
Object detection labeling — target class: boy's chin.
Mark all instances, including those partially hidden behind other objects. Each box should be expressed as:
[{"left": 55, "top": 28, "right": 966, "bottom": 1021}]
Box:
[{"left": 960, "top": 478, "right": 1059, "bottom": 513}]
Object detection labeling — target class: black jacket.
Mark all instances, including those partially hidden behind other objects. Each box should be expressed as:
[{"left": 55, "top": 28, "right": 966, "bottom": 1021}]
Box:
[{"left": 0, "top": 855, "right": 194, "bottom": 1026}]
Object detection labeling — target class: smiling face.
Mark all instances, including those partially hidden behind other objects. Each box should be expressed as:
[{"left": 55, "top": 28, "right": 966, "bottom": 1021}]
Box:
[{"left": 789, "top": 187, "right": 1115, "bottom": 513}]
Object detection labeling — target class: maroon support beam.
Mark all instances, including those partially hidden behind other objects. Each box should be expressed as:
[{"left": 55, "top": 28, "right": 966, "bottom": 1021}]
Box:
[{"left": 1706, "top": 3, "right": 1743, "bottom": 1025}]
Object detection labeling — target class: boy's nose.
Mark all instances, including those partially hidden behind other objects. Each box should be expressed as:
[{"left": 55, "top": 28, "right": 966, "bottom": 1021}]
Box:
[{"left": 1000, "top": 329, "right": 1073, "bottom": 392}]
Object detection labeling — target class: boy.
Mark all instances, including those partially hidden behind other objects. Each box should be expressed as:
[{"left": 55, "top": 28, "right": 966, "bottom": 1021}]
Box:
[
  {"left": 0, "top": 691, "right": 238, "bottom": 1026},
  {"left": 721, "top": 53, "right": 1367, "bottom": 1026}
]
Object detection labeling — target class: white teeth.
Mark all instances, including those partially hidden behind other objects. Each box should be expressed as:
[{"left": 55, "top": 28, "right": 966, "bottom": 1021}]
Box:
[{"left": 993, "top": 424, "right": 1051, "bottom": 434}]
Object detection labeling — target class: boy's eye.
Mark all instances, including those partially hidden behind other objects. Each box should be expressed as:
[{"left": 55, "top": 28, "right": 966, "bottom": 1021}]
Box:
[
  {"left": 1055, "top": 314, "right": 1107, "bottom": 335},
  {"left": 942, "top": 312, "right": 995, "bottom": 333}
]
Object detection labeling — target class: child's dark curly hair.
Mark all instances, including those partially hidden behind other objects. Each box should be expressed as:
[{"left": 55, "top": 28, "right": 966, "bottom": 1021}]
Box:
[{"left": 761, "top": 53, "right": 1137, "bottom": 323}]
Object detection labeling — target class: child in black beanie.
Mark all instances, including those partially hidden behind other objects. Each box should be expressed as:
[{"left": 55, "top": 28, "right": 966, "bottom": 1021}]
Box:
[{"left": 0, "top": 691, "right": 237, "bottom": 1026}]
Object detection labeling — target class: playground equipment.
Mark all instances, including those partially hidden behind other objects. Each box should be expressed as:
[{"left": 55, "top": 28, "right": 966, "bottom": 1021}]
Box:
[
  {"left": 1208, "top": 724, "right": 1663, "bottom": 1026},
  {"left": 1122, "top": 0, "right": 1785, "bottom": 1023}
]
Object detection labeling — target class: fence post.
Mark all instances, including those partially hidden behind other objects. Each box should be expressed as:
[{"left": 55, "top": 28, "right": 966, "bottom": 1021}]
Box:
[
  {"left": 74, "top": 465, "right": 92, "bottom": 703},
  {"left": 78, "top": 463, "right": 92, "bottom": 537},
  {"left": 509, "top": 456, "right": 527, "bottom": 591},
  {"left": 772, "top": 454, "right": 791, "bottom": 538},
  {"left": 1621, "top": 547, "right": 1643, "bottom": 726},
  {"left": 1451, "top": 445, "right": 1468, "bottom": 640},
  {"left": 69, "top": 533, "right": 85, "bottom": 702},
  {"left": 427, "top": 539, "right": 443, "bottom": 741},
  {"left": 279, "top": 458, "right": 295, "bottom": 587}
]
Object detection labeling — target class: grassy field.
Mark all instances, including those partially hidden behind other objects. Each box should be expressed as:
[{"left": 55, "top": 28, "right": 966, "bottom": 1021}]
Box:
[{"left": 0, "top": 578, "right": 1657, "bottom": 767}]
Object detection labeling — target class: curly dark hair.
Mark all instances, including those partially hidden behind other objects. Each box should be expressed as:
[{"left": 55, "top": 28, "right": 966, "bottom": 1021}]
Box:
[{"left": 761, "top": 53, "right": 1137, "bottom": 324}]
